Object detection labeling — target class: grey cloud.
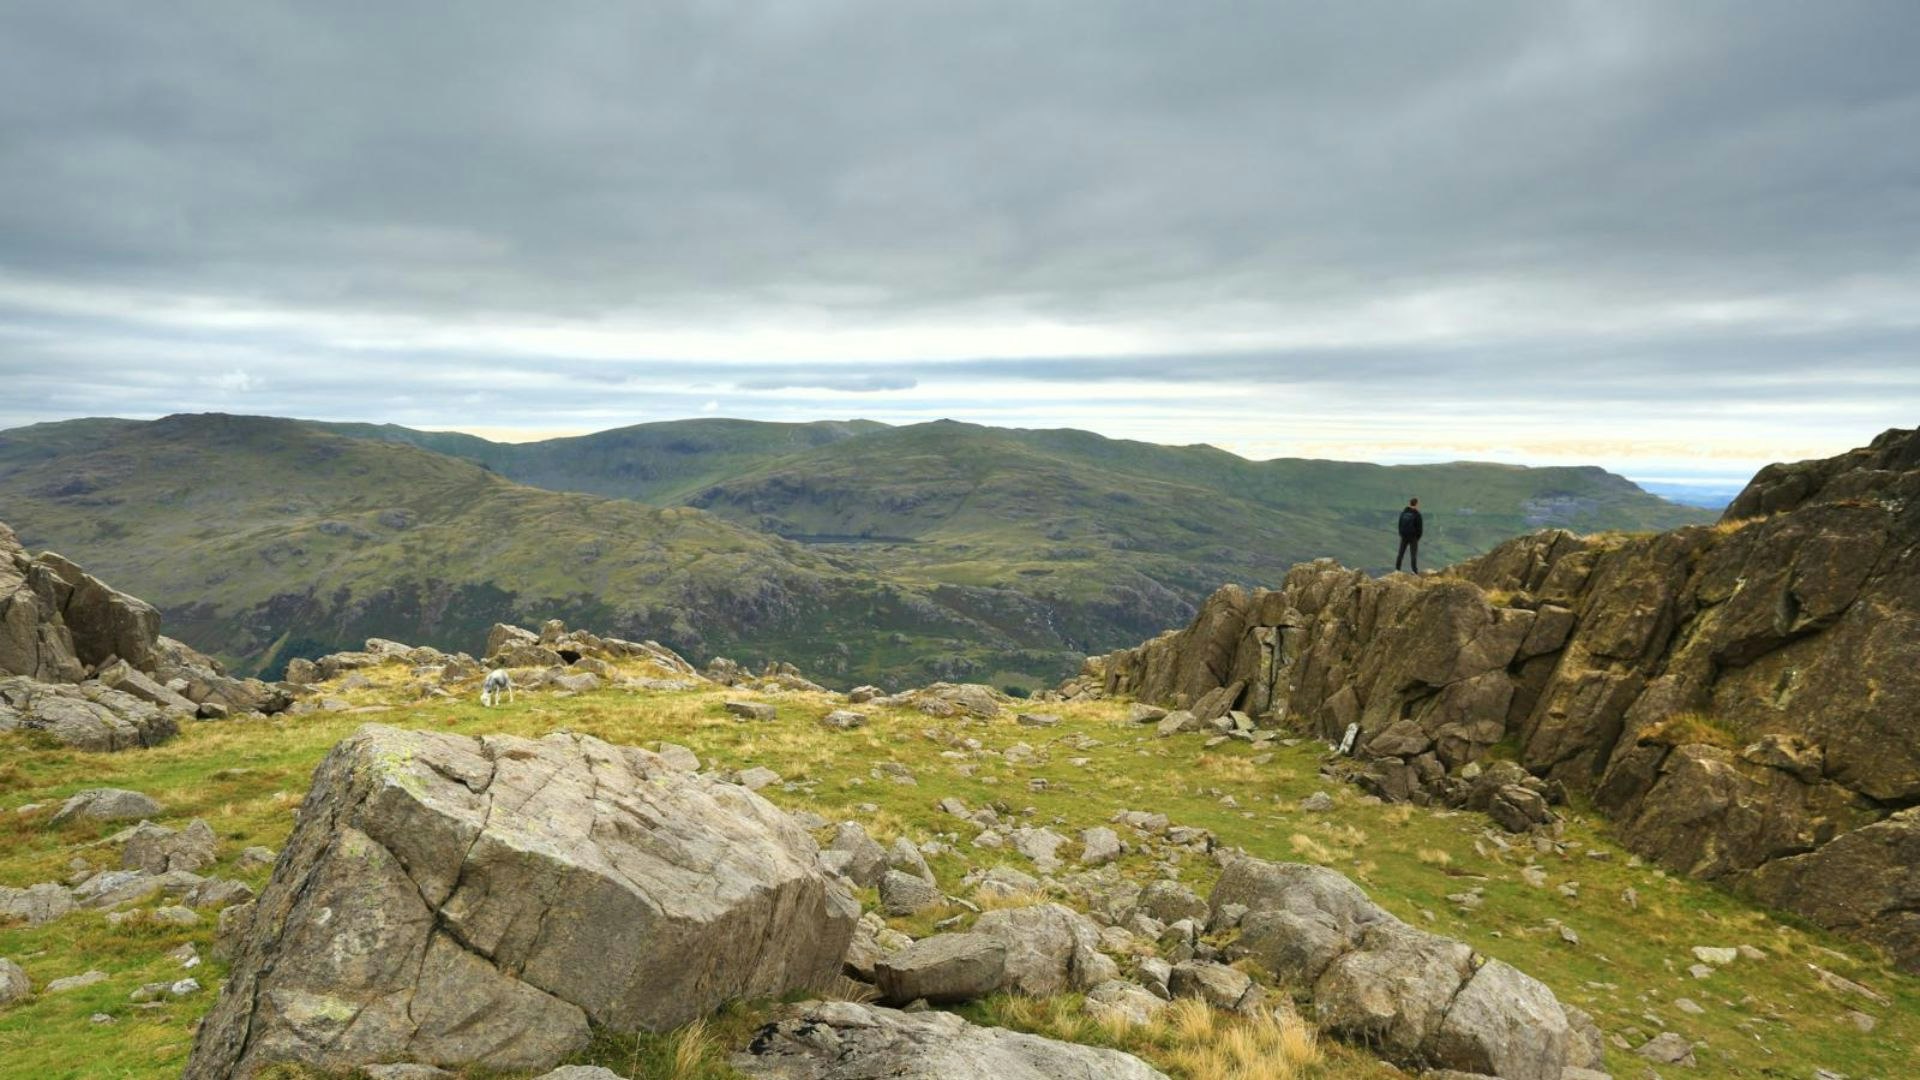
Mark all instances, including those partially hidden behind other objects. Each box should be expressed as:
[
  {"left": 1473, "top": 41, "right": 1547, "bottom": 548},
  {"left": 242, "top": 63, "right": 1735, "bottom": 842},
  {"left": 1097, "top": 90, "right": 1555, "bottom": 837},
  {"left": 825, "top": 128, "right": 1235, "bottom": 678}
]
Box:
[
  {"left": 0, "top": 2, "right": 1917, "bottom": 444},
  {"left": 736, "top": 373, "right": 918, "bottom": 393}
]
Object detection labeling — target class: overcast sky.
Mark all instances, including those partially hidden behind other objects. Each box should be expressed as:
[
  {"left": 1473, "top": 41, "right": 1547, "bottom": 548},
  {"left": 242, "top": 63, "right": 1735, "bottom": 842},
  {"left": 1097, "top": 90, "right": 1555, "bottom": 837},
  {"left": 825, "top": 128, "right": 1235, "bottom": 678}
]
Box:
[{"left": 2, "top": 2, "right": 1916, "bottom": 488}]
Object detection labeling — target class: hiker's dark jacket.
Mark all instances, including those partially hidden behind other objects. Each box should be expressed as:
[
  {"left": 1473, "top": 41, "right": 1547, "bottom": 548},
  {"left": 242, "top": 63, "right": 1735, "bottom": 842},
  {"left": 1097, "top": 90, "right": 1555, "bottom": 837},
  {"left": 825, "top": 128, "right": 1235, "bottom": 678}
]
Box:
[{"left": 1399, "top": 507, "right": 1424, "bottom": 540}]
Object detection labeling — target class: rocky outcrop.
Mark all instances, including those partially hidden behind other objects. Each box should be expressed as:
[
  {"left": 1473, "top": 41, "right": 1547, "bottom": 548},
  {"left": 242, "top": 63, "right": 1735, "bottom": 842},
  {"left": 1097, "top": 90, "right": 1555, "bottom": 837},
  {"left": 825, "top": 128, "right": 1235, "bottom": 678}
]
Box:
[
  {"left": 0, "top": 522, "right": 157, "bottom": 681},
  {"left": 1082, "top": 427, "right": 1920, "bottom": 971},
  {"left": 1210, "top": 856, "right": 1578, "bottom": 1080},
  {"left": 184, "top": 724, "right": 858, "bottom": 1079},
  {"left": 0, "top": 520, "right": 292, "bottom": 744},
  {"left": 734, "top": 1000, "right": 1170, "bottom": 1080},
  {"left": 487, "top": 618, "right": 702, "bottom": 680},
  {"left": 0, "top": 676, "right": 180, "bottom": 751}
]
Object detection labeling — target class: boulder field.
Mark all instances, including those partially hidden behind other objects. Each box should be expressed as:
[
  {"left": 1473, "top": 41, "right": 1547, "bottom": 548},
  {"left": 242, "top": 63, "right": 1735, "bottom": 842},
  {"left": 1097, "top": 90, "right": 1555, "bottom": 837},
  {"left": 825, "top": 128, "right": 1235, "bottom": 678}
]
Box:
[{"left": 1073, "top": 427, "right": 1920, "bottom": 971}]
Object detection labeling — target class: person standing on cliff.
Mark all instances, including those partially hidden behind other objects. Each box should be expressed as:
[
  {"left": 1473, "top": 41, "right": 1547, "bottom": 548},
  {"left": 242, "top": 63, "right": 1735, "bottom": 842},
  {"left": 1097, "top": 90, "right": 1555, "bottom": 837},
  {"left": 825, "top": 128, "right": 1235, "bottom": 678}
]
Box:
[{"left": 1396, "top": 497, "right": 1423, "bottom": 573}]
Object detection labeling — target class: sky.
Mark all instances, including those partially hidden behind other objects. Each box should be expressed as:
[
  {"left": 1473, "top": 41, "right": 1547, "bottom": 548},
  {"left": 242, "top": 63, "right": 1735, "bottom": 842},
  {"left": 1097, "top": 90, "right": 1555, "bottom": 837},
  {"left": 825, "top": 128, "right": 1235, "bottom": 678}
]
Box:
[{"left": 1, "top": 3, "right": 1917, "bottom": 492}]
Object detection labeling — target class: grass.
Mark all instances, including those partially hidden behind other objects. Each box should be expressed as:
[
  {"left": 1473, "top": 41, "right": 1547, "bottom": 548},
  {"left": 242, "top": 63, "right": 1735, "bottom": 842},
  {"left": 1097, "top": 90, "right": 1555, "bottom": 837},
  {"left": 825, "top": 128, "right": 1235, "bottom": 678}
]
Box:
[
  {"left": 1640, "top": 710, "right": 1742, "bottom": 750},
  {"left": 2, "top": 657, "right": 1915, "bottom": 1079}
]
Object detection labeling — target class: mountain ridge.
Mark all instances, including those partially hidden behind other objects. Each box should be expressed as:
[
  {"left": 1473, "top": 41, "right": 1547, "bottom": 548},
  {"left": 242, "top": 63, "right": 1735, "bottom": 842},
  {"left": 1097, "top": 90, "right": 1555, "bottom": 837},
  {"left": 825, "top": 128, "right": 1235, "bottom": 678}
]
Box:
[{"left": 0, "top": 412, "right": 1711, "bottom": 686}]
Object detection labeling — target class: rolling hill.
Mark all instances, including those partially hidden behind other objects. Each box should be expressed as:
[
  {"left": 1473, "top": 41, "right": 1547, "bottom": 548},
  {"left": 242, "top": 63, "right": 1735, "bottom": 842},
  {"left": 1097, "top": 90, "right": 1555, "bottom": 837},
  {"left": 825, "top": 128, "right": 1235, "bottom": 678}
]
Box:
[{"left": 0, "top": 413, "right": 1710, "bottom": 687}]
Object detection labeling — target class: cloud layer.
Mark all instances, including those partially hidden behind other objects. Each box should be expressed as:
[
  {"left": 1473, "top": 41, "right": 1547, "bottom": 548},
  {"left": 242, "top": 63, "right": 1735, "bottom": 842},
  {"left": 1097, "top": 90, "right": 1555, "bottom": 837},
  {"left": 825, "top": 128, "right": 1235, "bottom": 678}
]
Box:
[{"left": 2, "top": 2, "right": 1916, "bottom": 484}]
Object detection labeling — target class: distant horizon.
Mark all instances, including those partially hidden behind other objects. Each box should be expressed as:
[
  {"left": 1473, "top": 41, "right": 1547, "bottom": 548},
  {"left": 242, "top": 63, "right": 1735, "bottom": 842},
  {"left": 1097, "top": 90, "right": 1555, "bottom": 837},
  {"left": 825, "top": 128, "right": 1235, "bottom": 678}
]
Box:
[{"left": 9, "top": 406, "right": 1864, "bottom": 508}]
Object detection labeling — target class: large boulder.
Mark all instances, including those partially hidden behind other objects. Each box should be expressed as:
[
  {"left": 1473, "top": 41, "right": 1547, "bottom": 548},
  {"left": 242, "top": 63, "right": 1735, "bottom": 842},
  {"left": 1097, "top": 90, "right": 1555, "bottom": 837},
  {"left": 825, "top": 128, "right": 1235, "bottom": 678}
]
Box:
[
  {"left": 183, "top": 724, "right": 858, "bottom": 1079},
  {"left": 734, "top": 1000, "right": 1170, "bottom": 1080},
  {"left": 873, "top": 904, "right": 1115, "bottom": 1005}
]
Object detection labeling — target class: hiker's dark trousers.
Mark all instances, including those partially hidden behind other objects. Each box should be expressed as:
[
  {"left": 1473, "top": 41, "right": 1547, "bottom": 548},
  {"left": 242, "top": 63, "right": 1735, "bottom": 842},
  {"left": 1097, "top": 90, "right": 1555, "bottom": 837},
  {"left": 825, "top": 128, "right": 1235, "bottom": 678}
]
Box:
[{"left": 1397, "top": 537, "right": 1419, "bottom": 573}]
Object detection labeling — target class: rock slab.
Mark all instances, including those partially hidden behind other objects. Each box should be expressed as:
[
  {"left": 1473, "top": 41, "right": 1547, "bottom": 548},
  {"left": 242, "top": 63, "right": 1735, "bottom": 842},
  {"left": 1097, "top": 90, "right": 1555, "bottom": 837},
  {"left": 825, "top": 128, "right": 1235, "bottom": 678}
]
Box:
[{"left": 734, "top": 1000, "right": 1169, "bottom": 1079}]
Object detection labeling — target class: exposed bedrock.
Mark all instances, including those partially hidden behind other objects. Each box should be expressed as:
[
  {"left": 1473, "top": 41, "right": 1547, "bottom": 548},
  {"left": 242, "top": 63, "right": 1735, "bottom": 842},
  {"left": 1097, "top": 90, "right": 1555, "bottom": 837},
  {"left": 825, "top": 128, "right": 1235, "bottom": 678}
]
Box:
[{"left": 1084, "top": 427, "right": 1920, "bottom": 971}]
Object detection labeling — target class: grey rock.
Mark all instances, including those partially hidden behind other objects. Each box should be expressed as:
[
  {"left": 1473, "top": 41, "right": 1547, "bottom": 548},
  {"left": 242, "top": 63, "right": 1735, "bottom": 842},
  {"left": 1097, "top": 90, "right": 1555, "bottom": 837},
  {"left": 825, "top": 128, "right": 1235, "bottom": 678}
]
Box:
[
  {"left": 879, "top": 870, "right": 941, "bottom": 916},
  {"left": 0, "top": 958, "right": 29, "bottom": 1005},
  {"left": 1083, "top": 980, "right": 1168, "bottom": 1026},
  {"left": 182, "top": 724, "right": 856, "bottom": 1080},
  {"left": 46, "top": 969, "right": 108, "bottom": 994},
  {"left": 886, "top": 837, "right": 936, "bottom": 884},
  {"left": 121, "top": 819, "right": 218, "bottom": 875},
  {"left": 874, "top": 933, "right": 1008, "bottom": 1004},
  {"left": 828, "top": 822, "right": 889, "bottom": 889},
  {"left": 737, "top": 766, "right": 782, "bottom": 790},
  {"left": 1427, "top": 959, "right": 1573, "bottom": 1080},
  {"left": 1169, "top": 960, "right": 1264, "bottom": 1013},
  {"left": 734, "top": 1000, "right": 1169, "bottom": 1079},
  {"left": 821, "top": 709, "right": 868, "bottom": 730},
  {"left": 655, "top": 743, "right": 701, "bottom": 771},
  {"left": 1079, "top": 826, "right": 1122, "bottom": 866},
  {"left": 1213, "top": 857, "right": 1388, "bottom": 986},
  {"left": 1635, "top": 1031, "right": 1696, "bottom": 1066},
  {"left": 974, "top": 903, "right": 1117, "bottom": 996},
  {"left": 51, "top": 788, "right": 163, "bottom": 825},
  {"left": 532, "top": 1068, "right": 629, "bottom": 1080},
  {"left": 1137, "top": 880, "right": 1207, "bottom": 925},
  {"left": 1137, "top": 957, "right": 1172, "bottom": 999},
  {"left": 0, "top": 882, "right": 75, "bottom": 926},
  {"left": 1313, "top": 921, "right": 1473, "bottom": 1061},
  {"left": 1154, "top": 710, "right": 1201, "bottom": 737},
  {"left": 725, "top": 699, "right": 778, "bottom": 721},
  {"left": 0, "top": 678, "right": 178, "bottom": 752},
  {"left": 1015, "top": 712, "right": 1060, "bottom": 728}
]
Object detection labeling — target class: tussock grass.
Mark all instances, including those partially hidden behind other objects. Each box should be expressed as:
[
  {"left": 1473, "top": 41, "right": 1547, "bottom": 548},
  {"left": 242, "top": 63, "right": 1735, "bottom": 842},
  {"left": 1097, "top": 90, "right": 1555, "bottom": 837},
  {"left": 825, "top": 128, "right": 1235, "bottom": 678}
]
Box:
[{"left": 1641, "top": 710, "right": 1740, "bottom": 750}]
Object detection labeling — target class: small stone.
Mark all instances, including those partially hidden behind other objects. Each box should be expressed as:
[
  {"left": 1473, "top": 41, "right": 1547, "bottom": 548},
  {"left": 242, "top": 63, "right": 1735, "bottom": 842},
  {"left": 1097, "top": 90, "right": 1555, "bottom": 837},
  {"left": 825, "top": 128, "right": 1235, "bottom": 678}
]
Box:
[
  {"left": 46, "top": 970, "right": 109, "bottom": 994},
  {"left": 1691, "top": 946, "right": 1738, "bottom": 966},
  {"left": 879, "top": 870, "right": 942, "bottom": 917},
  {"left": 1845, "top": 1009, "right": 1877, "bottom": 1032},
  {"left": 0, "top": 958, "right": 30, "bottom": 1005},
  {"left": 1015, "top": 712, "right": 1060, "bottom": 728},
  {"left": 1688, "top": 964, "right": 1715, "bottom": 979},
  {"left": 1674, "top": 997, "right": 1705, "bottom": 1015},
  {"left": 724, "top": 699, "right": 777, "bottom": 721},
  {"left": 655, "top": 743, "right": 701, "bottom": 772},
  {"left": 821, "top": 710, "right": 868, "bottom": 730},
  {"left": 736, "top": 766, "right": 781, "bottom": 790},
  {"left": 50, "top": 789, "right": 164, "bottom": 826},
  {"left": 1636, "top": 1031, "right": 1697, "bottom": 1066},
  {"left": 1079, "top": 826, "right": 1122, "bottom": 866},
  {"left": 1299, "top": 791, "right": 1334, "bottom": 813},
  {"left": 90, "top": 1013, "right": 116, "bottom": 1025}
]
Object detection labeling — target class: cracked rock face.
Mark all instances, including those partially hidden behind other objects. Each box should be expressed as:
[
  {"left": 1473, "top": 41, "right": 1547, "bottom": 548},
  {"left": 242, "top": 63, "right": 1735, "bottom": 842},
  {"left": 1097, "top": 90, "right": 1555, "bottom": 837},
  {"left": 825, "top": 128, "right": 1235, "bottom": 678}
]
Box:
[
  {"left": 733, "top": 1000, "right": 1170, "bottom": 1080},
  {"left": 183, "top": 724, "right": 858, "bottom": 1079}
]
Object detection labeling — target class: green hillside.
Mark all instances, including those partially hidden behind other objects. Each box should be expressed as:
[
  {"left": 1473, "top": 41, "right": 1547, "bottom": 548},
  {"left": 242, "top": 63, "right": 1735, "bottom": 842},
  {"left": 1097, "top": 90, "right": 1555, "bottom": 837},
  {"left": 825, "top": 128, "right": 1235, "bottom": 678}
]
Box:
[
  {"left": 0, "top": 415, "right": 1049, "bottom": 686},
  {"left": 0, "top": 414, "right": 1710, "bottom": 688}
]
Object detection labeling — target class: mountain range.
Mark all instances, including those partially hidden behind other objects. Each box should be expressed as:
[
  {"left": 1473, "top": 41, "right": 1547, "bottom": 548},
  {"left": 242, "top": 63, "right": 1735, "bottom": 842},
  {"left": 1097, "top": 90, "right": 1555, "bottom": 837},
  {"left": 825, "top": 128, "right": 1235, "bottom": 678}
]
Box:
[{"left": 0, "top": 413, "right": 1709, "bottom": 687}]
